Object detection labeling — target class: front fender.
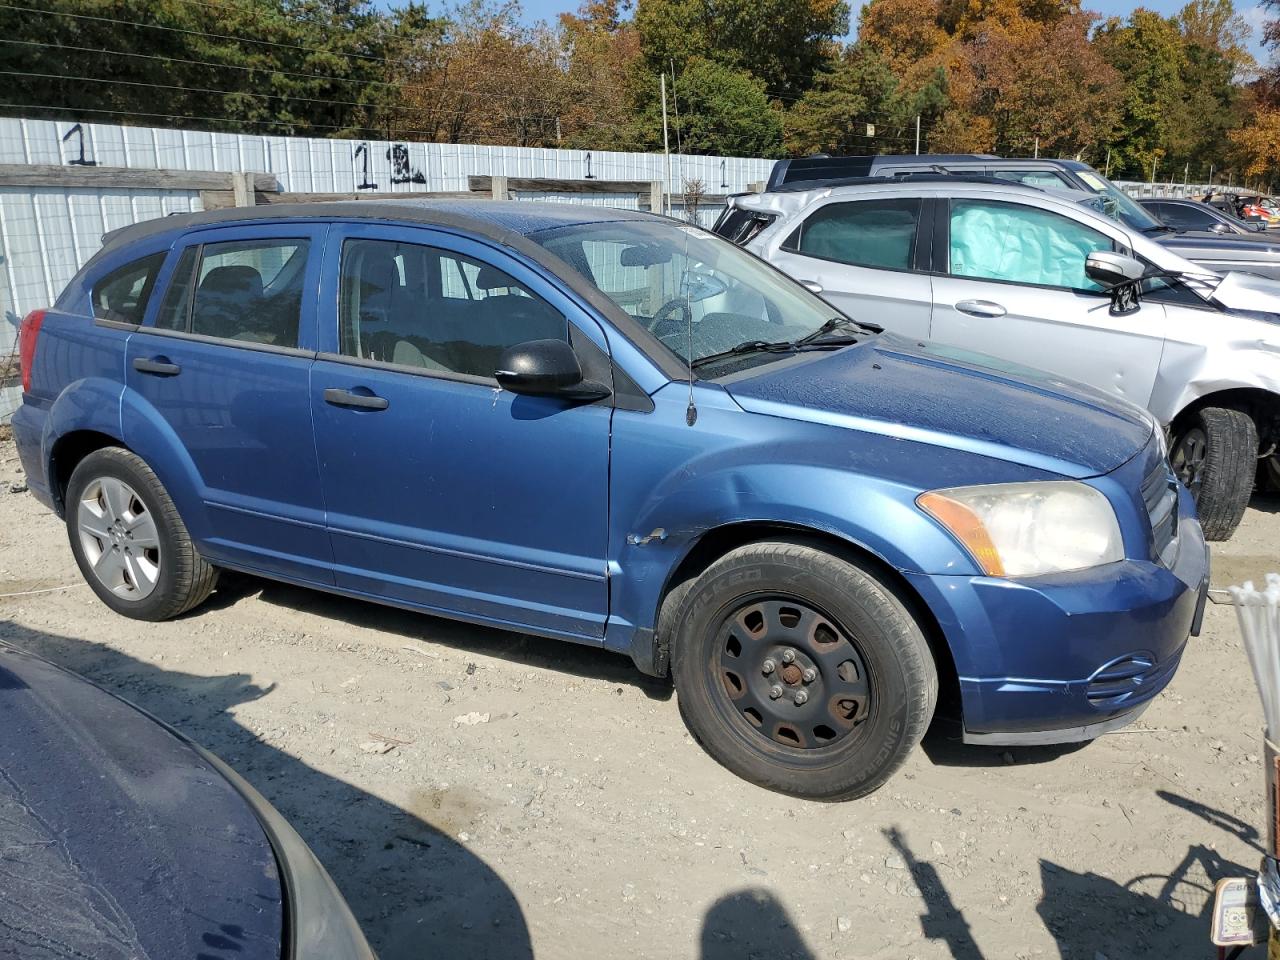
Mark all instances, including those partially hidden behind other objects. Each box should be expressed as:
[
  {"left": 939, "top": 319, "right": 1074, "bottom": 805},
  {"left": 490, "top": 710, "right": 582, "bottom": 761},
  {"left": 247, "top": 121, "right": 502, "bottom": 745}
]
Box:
[
  {"left": 603, "top": 387, "right": 1066, "bottom": 663},
  {"left": 1151, "top": 323, "right": 1280, "bottom": 423}
]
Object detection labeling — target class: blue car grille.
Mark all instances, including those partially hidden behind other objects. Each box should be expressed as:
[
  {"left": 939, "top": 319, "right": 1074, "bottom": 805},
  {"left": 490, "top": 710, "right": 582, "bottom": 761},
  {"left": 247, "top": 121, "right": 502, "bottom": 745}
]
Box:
[
  {"left": 1141, "top": 461, "right": 1178, "bottom": 564},
  {"left": 1085, "top": 650, "right": 1181, "bottom": 710}
]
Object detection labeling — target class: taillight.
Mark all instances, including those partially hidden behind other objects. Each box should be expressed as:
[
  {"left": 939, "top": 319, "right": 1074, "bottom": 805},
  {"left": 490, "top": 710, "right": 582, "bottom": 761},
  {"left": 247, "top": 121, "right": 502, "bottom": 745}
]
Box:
[{"left": 18, "top": 308, "right": 46, "bottom": 393}]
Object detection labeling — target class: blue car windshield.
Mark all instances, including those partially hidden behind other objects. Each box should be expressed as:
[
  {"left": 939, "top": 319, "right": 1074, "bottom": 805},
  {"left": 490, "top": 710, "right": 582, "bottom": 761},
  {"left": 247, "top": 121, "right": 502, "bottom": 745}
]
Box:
[{"left": 529, "top": 220, "right": 842, "bottom": 364}]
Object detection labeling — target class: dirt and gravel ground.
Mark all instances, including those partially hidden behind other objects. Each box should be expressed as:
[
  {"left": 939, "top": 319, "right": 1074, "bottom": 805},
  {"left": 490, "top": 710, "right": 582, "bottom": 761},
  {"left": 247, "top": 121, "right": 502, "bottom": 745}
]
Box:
[{"left": 2, "top": 432, "right": 1277, "bottom": 960}]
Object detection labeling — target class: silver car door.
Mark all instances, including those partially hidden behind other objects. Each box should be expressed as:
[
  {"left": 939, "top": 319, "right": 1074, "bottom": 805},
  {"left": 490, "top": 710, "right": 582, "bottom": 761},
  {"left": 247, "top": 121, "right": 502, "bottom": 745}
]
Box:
[
  {"left": 764, "top": 196, "right": 933, "bottom": 339},
  {"left": 928, "top": 197, "right": 1167, "bottom": 408}
]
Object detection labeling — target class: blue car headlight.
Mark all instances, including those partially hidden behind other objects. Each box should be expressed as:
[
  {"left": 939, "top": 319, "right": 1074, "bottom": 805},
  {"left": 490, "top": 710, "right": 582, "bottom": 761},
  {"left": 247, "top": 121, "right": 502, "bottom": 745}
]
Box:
[{"left": 918, "top": 481, "right": 1124, "bottom": 577}]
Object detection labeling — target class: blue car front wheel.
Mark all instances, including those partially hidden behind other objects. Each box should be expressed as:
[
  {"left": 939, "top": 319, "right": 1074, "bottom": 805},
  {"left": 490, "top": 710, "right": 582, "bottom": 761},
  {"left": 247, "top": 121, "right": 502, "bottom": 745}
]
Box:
[{"left": 671, "top": 539, "right": 937, "bottom": 800}]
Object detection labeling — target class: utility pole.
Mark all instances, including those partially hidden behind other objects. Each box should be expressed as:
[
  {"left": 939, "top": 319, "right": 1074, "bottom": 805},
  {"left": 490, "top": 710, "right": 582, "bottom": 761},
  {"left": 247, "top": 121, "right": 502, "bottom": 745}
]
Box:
[
  {"left": 1104, "top": 147, "right": 1111, "bottom": 178},
  {"left": 1209, "top": 163, "right": 1214, "bottom": 185},
  {"left": 915, "top": 115, "right": 921, "bottom": 155},
  {"left": 1151, "top": 156, "right": 1158, "bottom": 184},
  {"left": 1034, "top": 137, "right": 1039, "bottom": 159},
  {"left": 660, "top": 73, "right": 671, "bottom": 218},
  {"left": 1183, "top": 161, "right": 1188, "bottom": 195}
]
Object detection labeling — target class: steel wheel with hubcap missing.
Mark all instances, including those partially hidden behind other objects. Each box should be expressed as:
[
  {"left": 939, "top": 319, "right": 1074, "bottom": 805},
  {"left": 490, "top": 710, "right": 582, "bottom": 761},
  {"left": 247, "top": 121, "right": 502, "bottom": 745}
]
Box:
[
  {"left": 77, "top": 476, "right": 161, "bottom": 599},
  {"left": 672, "top": 540, "right": 937, "bottom": 801},
  {"left": 715, "top": 597, "right": 872, "bottom": 754}
]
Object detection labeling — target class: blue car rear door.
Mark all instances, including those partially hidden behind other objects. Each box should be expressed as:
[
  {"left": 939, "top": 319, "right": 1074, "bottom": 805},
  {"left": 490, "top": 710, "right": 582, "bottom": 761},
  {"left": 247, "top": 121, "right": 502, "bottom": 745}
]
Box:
[
  {"left": 122, "top": 223, "right": 334, "bottom": 584},
  {"left": 309, "top": 222, "right": 612, "bottom": 640}
]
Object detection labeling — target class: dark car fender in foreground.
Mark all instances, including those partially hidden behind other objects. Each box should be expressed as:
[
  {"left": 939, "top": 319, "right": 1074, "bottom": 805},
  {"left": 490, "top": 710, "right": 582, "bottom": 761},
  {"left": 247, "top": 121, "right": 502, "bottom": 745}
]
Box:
[{"left": 0, "top": 641, "right": 374, "bottom": 960}]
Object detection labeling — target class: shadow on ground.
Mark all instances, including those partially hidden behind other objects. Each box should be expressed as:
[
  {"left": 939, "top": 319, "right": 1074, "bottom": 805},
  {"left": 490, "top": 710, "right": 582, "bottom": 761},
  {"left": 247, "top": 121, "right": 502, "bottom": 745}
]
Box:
[
  {"left": 200, "top": 570, "right": 673, "bottom": 701},
  {"left": 884, "top": 786, "right": 1267, "bottom": 959},
  {"left": 0, "top": 620, "right": 534, "bottom": 960},
  {"left": 700, "top": 889, "right": 816, "bottom": 960}
]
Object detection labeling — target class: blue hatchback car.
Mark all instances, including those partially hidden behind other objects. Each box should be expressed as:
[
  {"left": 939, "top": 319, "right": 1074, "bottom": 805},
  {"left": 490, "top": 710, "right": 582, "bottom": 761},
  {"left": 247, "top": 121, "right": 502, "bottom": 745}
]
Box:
[{"left": 13, "top": 200, "right": 1209, "bottom": 799}]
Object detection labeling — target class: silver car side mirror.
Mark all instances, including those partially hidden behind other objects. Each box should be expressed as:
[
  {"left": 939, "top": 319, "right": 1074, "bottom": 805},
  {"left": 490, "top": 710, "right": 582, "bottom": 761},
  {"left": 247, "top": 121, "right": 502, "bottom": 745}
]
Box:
[
  {"left": 1085, "top": 252, "right": 1146, "bottom": 317},
  {"left": 1085, "top": 251, "right": 1146, "bottom": 287}
]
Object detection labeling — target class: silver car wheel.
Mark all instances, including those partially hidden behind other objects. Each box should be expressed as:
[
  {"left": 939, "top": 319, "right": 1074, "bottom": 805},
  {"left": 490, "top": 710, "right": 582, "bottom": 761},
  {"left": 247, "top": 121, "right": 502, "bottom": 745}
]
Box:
[
  {"left": 1172, "top": 427, "right": 1207, "bottom": 500},
  {"left": 76, "top": 476, "right": 161, "bottom": 600}
]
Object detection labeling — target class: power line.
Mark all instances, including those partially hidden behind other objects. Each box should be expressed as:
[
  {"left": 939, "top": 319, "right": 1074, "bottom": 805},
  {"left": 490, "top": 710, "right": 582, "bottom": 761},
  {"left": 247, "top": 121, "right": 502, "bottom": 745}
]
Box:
[
  {"left": 2, "top": 3, "right": 938, "bottom": 125},
  {"left": 0, "top": 35, "right": 583, "bottom": 114},
  {"left": 0, "top": 1, "right": 394, "bottom": 66}
]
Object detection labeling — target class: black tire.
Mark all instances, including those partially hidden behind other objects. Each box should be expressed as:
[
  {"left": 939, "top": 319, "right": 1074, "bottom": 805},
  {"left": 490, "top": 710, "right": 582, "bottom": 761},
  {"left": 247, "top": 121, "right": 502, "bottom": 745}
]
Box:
[
  {"left": 65, "top": 447, "right": 218, "bottom": 621},
  {"left": 1172, "top": 407, "right": 1258, "bottom": 541},
  {"left": 671, "top": 540, "right": 937, "bottom": 801}
]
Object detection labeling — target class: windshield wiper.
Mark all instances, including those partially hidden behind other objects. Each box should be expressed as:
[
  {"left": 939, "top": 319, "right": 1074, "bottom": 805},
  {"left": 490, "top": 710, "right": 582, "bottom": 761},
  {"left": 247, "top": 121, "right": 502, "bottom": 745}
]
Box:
[
  {"left": 797, "top": 315, "right": 882, "bottom": 344},
  {"left": 690, "top": 330, "right": 861, "bottom": 370}
]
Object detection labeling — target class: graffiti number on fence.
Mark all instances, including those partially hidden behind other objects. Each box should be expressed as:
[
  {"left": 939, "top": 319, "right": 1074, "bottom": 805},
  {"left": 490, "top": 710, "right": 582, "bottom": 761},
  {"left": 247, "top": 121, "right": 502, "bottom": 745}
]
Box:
[
  {"left": 387, "top": 144, "right": 426, "bottom": 185},
  {"left": 354, "top": 142, "right": 378, "bottom": 190},
  {"left": 62, "top": 124, "right": 97, "bottom": 167}
]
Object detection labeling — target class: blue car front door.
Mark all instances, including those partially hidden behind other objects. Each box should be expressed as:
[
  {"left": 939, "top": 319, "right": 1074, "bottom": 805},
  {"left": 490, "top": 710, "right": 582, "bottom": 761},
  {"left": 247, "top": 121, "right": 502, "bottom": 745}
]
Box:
[
  {"left": 123, "top": 224, "right": 334, "bottom": 584},
  {"left": 308, "top": 223, "right": 612, "bottom": 639}
]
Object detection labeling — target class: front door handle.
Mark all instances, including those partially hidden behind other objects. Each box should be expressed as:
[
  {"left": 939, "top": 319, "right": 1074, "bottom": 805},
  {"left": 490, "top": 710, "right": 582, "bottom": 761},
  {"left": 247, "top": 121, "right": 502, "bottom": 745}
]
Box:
[
  {"left": 955, "top": 299, "right": 1007, "bottom": 318},
  {"left": 132, "top": 356, "right": 181, "bottom": 376},
  {"left": 795, "top": 279, "right": 824, "bottom": 294},
  {"left": 323, "top": 387, "right": 389, "bottom": 411}
]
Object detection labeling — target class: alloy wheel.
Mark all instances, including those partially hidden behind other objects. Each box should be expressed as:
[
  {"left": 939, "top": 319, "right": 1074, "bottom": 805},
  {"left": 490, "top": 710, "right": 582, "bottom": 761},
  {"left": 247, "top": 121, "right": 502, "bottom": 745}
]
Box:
[
  {"left": 1172, "top": 427, "right": 1207, "bottom": 500},
  {"left": 76, "top": 476, "right": 161, "bottom": 600}
]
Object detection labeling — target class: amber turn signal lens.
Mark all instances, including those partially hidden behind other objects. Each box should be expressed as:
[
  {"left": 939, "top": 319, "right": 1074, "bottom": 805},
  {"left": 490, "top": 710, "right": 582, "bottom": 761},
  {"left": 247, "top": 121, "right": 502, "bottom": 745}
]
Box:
[{"left": 917, "top": 491, "right": 1007, "bottom": 577}]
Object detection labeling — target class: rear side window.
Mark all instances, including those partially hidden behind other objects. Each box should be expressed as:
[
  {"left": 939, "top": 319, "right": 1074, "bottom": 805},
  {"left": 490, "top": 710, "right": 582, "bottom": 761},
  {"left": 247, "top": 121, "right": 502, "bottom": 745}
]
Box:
[
  {"left": 92, "top": 253, "right": 165, "bottom": 325},
  {"left": 337, "top": 238, "right": 567, "bottom": 379},
  {"left": 784, "top": 198, "right": 921, "bottom": 270},
  {"left": 152, "top": 239, "right": 309, "bottom": 348}
]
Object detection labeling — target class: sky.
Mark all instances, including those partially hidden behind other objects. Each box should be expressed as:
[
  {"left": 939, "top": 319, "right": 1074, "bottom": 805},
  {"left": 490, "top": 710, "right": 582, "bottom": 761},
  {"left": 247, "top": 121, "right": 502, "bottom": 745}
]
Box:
[{"left": 376, "top": 0, "right": 1272, "bottom": 61}]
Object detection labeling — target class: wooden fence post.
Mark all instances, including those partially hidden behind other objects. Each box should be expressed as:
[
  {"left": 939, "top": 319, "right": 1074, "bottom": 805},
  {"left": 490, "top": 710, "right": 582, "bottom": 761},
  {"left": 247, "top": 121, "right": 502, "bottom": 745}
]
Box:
[
  {"left": 491, "top": 176, "right": 508, "bottom": 200},
  {"left": 231, "top": 172, "right": 256, "bottom": 207},
  {"left": 649, "top": 180, "right": 665, "bottom": 214}
]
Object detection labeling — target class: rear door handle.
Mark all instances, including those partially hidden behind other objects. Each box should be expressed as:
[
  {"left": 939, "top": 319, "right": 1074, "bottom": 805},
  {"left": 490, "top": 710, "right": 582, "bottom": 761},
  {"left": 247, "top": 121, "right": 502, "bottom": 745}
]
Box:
[
  {"left": 132, "top": 356, "right": 181, "bottom": 376},
  {"left": 955, "top": 299, "right": 1007, "bottom": 318},
  {"left": 795, "top": 279, "right": 824, "bottom": 294},
  {"left": 323, "top": 387, "right": 389, "bottom": 411}
]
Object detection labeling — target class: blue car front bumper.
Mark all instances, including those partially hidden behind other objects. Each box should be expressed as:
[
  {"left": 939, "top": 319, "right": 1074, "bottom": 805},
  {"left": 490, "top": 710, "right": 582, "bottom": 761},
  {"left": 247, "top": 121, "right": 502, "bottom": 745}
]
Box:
[{"left": 906, "top": 511, "right": 1208, "bottom": 745}]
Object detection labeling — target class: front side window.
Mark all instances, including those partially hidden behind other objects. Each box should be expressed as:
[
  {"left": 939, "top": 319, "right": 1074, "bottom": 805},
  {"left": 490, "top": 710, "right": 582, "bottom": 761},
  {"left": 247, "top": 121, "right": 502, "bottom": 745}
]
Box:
[
  {"left": 92, "top": 253, "right": 165, "bottom": 325},
  {"left": 784, "top": 198, "right": 921, "bottom": 271},
  {"left": 529, "top": 220, "right": 841, "bottom": 366},
  {"left": 153, "top": 238, "right": 309, "bottom": 347},
  {"left": 948, "top": 200, "right": 1113, "bottom": 292},
  {"left": 1153, "top": 204, "right": 1214, "bottom": 232},
  {"left": 338, "top": 238, "right": 567, "bottom": 379}
]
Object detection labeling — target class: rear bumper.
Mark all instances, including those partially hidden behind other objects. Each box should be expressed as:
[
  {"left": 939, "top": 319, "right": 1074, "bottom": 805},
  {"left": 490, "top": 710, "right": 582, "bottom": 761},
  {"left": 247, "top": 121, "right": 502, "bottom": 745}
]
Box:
[
  {"left": 11, "top": 397, "right": 54, "bottom": 511},
  {"left": 906, "top": 512, "right": 1208, "bottom": 743}
]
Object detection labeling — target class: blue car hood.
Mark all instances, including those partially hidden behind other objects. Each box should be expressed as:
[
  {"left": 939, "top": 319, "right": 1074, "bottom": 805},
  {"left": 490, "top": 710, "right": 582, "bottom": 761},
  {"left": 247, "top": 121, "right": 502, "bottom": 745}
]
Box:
[
  {"left": 0, "top": 643, "right": 283, "bottom": 960},
  {"left": 722, "top": 334, "right": 1153, "bottom": 479}
]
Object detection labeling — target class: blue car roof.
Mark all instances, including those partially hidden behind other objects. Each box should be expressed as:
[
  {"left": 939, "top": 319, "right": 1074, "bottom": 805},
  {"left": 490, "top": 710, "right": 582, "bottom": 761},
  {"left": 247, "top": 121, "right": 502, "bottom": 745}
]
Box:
[{"left": 101, "top": 198, "right": 659, "bottom": 252}]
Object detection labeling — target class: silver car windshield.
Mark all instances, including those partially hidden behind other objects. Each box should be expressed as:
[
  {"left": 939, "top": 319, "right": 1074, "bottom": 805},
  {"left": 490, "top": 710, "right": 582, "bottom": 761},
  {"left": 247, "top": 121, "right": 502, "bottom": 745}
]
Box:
[
  {"left": 529, "top": 220, "right": 844, "bottom": 364},
  {"left": 1075, "top": 170, "right": 1164, "bottom": 232}
]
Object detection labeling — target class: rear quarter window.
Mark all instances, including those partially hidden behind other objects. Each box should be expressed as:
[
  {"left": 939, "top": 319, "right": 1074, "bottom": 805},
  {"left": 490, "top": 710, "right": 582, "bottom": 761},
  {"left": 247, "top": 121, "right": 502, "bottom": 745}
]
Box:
[{"left": 91, "top": 253, "right": 166, "bottom": 325}]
